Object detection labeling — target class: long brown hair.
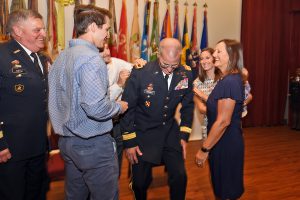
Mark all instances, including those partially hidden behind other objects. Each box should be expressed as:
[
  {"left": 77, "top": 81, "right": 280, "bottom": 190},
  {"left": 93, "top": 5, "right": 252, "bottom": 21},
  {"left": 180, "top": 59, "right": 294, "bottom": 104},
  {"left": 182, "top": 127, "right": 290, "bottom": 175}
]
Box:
[
  {"left": 198, "top": 47, "right": 221, "bottom": 83},
  {"left": 217, "top": 39, "right": 244, "bottom": 79}
]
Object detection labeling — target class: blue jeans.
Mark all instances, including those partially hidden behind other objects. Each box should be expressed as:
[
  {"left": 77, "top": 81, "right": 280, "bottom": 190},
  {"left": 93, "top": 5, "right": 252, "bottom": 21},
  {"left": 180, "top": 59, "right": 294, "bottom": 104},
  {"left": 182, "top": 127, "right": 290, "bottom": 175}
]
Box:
[{"left": 58, "top": 134, "right": 119, "bottom": 200}]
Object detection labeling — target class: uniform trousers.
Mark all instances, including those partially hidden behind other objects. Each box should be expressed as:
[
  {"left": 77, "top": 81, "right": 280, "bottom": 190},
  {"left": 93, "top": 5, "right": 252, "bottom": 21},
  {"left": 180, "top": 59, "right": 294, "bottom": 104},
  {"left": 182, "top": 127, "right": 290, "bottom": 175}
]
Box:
[
  {"left": 132, "top": 147, "right": 187, "bottom": 200},
  {"left": 0, "top": 153, "right": 48, "bottom": 200},
  {"left": 58, "top": 133, "right": 119, "bottom": 200}
]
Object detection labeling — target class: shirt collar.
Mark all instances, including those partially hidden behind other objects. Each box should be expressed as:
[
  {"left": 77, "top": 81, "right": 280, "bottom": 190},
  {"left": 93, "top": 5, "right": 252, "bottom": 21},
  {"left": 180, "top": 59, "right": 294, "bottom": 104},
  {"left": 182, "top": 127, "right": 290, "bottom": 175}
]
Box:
[
  {"left": 69, "top": 39, "right": 99, "bottom": 52},
  {"left": 16, "top": 40, "right": 33, "bottom": 57}
]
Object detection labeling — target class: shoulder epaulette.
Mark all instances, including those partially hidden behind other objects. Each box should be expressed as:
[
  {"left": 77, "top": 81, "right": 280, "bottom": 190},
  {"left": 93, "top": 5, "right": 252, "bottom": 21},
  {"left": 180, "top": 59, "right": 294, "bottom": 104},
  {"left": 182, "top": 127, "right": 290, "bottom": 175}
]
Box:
[
  {"left": 183, "top": 64, "right": 191, "bottom": 71},
  {"left": 133, "top": 63, "right": 144, "bottom": 69}
]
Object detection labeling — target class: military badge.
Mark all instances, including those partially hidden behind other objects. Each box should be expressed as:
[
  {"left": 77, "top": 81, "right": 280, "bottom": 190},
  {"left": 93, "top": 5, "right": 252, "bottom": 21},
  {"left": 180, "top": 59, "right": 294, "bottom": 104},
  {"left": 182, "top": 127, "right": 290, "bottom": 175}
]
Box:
[
  {"left": 175, "top": 78, "right": 189, "bottom": 90},
  {"left": 15, "top": 84, "right": 24, "bottom": 93},
  {"left": 144, "top": 83, "right": 155, "bottom": 95},
  {"left": 11, "top": 60, "right": 26, "bottom": 76},
  {"left": 13, "top": 49, "right": 21, "bottom": 54},
  {"left": 145, "top": 101, "right": 151, "bottom": 107}
]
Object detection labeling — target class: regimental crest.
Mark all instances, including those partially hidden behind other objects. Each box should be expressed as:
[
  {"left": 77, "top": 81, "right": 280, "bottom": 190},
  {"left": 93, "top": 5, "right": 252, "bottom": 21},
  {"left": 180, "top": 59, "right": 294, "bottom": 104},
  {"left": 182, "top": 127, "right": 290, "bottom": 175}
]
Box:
[
  {"left": 15, "top": 84, "right": 24, "bottom": 93},
  {"left": 145, "top": 101, "right": 151, "bottom": 107}
]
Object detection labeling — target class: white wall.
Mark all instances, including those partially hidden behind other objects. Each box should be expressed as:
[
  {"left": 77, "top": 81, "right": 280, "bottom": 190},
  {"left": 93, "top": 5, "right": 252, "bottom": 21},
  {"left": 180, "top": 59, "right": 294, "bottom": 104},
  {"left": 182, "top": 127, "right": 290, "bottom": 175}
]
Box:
[{"left": 8, "top": 0, "right": 242, "bottom": 49}]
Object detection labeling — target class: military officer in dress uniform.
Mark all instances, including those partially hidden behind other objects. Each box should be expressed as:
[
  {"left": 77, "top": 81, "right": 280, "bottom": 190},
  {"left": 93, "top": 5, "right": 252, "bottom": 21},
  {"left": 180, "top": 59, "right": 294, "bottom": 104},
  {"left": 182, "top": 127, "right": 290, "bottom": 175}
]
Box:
[
  {"left": 0, "top": 9, "right": 49, "bottom": 200},
  {"left": 289, "top": 68, "right": 300, "bottom": 130},
  {"left": 121, "top": 38, "right": 194, "bottom": 200}
]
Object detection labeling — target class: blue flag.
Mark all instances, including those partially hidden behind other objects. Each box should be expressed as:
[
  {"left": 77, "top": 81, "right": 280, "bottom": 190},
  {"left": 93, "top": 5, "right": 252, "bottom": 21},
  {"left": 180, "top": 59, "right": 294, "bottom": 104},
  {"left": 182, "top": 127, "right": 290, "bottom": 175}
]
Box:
[
  {"left": 141, "top": 0, "right": 151, "bottom": 61},
  {"left": 200, "top": 9, "right": 208, "bottom": 50}
]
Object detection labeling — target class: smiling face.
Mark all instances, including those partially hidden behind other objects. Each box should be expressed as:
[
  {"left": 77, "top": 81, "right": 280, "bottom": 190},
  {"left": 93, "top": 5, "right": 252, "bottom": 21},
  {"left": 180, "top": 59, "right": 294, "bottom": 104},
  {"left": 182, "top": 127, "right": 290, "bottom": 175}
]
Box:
[
  {"left": 213, "top": 41, "right": 229, "bottom": 73},
  {"left": 100, "top": 43, "right": 111, "bottom": 64},
  {"left": 93, "top": 16, "right": 110, "bottom": 48},
  {"left": 200, "top": 50, "right": 214, "bottom": 73},
  {"left": 13, "top": 17, "right": 46, "bottom": 52}
]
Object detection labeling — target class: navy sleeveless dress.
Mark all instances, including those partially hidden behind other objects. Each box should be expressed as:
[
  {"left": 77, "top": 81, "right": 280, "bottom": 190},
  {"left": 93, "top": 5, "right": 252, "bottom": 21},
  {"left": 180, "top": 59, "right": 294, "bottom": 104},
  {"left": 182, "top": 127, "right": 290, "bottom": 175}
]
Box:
[{"left": 206, "top": 74, "right": 245, "bottom": 199}]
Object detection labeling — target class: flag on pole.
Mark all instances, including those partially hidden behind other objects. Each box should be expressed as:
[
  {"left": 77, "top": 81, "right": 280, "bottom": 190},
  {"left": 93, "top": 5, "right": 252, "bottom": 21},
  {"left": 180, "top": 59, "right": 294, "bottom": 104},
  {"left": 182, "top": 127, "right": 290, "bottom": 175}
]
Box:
[
  {"left": 200, "top": 3, "right": 208, "bottom": 50},
  {"left": 181, "top": 2, "right": 190, "bottom": 65},
  {"left": 188, "top": 2, "right": 200, "bottom": 71},
  {"left": 190, "top": 2, "right": 198, "bottom": 51},
  {"left": 160, "top": 0, "right": 172, "bottom": 40},
  {"left": 28, "top": 0, "right": 38, "bottom": 11},
  {"left": 129, "top": 0, "right": 140, "bottom": 62},
  {"left": 149, "top": 0, "right": 159, "bottom": 61},
  {"left": 10, "top": 0, "right": 25, "bottom": 12},
  {"left": 173, "top": 0, "right": 181, "bottom": 41},
  {"left": 0, "top": 0, "right": 9, "bottom": 41},
  {"left": 108, "top": 0, "right": 118, "bottom": 57},
  {"left": 47, "top": 0, "right": 58, "bottom": 59},
  {"left": 117, "top": 0, "right": 128, "bottom": 61},
  {"left": 56, "top": 0, "right": 75, "bottom": 50},
  {"left": 140, "top": 0, "right": 151, "bottom": 61}
]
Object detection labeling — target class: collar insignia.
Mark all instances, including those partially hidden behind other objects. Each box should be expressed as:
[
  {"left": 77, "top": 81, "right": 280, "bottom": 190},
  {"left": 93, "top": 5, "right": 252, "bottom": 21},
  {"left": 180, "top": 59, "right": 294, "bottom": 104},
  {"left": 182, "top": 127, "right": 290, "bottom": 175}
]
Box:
[{"left": 13, "top": 49, "right": 21, "bottom": 54}]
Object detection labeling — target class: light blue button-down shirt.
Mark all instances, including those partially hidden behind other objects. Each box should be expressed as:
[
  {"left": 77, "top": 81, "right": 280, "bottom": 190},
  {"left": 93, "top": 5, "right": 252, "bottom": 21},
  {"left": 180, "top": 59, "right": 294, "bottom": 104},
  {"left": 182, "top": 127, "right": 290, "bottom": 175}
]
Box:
[{"left": 48, "top": 39, "right": 121, "bottom": 138}]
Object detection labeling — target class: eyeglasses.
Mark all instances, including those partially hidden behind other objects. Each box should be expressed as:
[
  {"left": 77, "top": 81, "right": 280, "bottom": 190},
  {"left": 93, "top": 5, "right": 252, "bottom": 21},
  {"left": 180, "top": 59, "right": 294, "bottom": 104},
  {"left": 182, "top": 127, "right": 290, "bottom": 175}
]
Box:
[{"left": 159, "top": 61, "right": 179, "bottom": 69}]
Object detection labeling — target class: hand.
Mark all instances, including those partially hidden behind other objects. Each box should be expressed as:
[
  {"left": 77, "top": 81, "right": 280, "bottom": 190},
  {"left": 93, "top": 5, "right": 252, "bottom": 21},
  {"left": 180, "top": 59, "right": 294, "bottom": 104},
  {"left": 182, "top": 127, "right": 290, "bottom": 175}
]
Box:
[
  {"left": 133, "top": 58, "right": 147, "bottom": 69},
  {"left": 117, "top": 100, "right": 128, "bottom": 114},
  {"left": 193, "top": 88, "right": 208, "bottom": 101},
  {"left": 180, "top": 139, "right": 187, "bottom": 160},
  {"left": 117, "top": 69, "right": 131, "bottom": 88},
  {"left": 195, "top": 149, "right": 208, "bottom": 168},
  {"left": 0, "top": 148, "right": 12, "bottom": 163},
  {"left": 125, "top": 146, "right": 143, "bottom": 164}
]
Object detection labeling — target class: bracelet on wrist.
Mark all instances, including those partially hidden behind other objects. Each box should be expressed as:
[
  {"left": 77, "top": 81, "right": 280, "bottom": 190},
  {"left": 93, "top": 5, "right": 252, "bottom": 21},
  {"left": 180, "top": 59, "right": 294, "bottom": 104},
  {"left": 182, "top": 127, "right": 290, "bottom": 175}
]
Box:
[{"left": 201, "top": 146, "right": 210, "bottom": 153}]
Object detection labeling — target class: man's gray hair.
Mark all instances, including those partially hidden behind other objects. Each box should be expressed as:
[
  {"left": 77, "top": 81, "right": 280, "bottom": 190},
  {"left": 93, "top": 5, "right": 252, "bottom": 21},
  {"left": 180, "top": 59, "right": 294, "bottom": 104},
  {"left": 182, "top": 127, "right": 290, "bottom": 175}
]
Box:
[{"left": 6, "top": 9, "right": 43, "bottom": 34}]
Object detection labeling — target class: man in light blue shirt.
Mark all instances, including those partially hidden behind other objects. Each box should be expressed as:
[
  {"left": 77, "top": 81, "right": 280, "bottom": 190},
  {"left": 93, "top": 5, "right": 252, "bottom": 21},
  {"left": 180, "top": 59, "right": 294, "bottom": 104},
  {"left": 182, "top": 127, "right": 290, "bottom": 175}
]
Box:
[{"left": 48, "top": 5, "right": 128, "bottom": 200}]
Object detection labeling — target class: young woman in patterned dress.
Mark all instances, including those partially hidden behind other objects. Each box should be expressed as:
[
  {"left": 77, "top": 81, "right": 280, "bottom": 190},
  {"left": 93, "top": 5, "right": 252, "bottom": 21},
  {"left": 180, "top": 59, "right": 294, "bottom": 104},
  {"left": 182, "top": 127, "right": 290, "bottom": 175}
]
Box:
[{"left": 193, "top": 48, "right": 221, "bottom": 138}]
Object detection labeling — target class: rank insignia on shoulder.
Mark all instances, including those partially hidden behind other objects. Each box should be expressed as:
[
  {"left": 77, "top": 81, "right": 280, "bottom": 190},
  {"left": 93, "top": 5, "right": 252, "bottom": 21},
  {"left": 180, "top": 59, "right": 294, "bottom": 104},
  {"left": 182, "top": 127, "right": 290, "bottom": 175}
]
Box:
[
  {"left": 145, "top": 101, "right": 151, "bottom": 107},
  {"left": 183, "top": 64, "right": 191, "bottom": 71},
  {"left": 15, "top": 84, "right": 24, "bottom": 93},
  {"left": 13, "top": 49, "right": 21, "bottom": 54},
  {"left": 133, "top": 63, "right": 144, "bottom": 69}
]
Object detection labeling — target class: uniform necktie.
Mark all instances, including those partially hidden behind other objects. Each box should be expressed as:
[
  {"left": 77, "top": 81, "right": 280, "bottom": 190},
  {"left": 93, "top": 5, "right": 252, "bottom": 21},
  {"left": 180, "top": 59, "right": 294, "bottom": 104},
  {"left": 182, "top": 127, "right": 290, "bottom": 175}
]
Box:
[
  {"left": 30, "top": 53, "right": 43, "bottom": 75},
  {"left": 164, "top": 74, "right": 169, "bottom": 90}
]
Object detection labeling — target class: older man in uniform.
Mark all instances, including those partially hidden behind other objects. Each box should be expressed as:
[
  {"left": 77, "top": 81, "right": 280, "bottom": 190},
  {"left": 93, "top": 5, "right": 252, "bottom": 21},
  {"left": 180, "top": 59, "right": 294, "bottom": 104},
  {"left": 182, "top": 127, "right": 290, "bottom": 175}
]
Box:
[
  {"left": 0, "top": 9, "right": 48, "bottom": 200},
  {"left": 121, "top": 38, "right": 194, "bottom": 200}
]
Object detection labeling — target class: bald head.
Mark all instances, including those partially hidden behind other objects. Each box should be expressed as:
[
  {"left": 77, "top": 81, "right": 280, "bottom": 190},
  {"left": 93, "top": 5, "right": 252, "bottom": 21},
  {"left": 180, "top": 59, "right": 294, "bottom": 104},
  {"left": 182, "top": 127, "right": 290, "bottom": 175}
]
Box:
[
  {"left": 158, "top": 38, "right": 182, "bottom": 74},
  {"left": 159, "top": 38, "right": 182, "bottom": 62}
]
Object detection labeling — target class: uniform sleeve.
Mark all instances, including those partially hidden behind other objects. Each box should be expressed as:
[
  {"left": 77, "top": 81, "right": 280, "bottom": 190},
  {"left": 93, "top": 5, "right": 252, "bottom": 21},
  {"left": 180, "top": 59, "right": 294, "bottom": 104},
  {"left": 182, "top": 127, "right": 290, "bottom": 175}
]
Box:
[
  {"left": 179, "top": 71, "right": 194, "bottom": 141},
  {"left": 120, "top": 68, "right": 139, "bottom": 148}
]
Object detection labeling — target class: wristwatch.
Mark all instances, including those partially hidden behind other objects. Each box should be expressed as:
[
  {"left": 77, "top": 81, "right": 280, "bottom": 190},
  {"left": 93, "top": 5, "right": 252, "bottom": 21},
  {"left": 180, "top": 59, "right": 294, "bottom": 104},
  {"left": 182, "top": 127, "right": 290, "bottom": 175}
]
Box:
[{"left": 201, "top": 147, "right": 210, "bottom": 153}]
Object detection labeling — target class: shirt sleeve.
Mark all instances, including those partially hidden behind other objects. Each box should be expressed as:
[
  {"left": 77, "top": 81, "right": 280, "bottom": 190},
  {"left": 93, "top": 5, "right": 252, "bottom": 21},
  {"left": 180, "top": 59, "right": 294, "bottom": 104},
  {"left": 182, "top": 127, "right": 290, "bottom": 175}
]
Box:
[
  {"left": 78, "top": 56, "right": 121, "bottom": 120},
  {"left": 108, "top": 58, "right": 133, "bottom": 101}
]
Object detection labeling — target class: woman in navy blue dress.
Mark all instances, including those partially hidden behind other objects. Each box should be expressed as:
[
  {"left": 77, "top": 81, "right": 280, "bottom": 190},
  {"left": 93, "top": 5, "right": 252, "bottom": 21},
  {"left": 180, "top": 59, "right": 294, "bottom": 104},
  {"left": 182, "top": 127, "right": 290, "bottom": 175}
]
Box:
[{"left": 195, "top": 39, "right": 245, "bottom": 200}]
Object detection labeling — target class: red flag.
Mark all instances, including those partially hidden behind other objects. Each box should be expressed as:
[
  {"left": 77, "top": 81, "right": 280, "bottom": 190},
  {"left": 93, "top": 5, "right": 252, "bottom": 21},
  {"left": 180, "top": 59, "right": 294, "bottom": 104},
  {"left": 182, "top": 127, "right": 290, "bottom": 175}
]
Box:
[
  {"left": 117, "top": 0, "right": 128, "bottom": 61},
  {"left": 47, "top": 0, "right": 58, "bottom": 59},
  {"left": 190, "top": 2, "right": 198, "bottom": 51},
  {"left": 160, "top": 1, "right": 172, "bottom": 40}
]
